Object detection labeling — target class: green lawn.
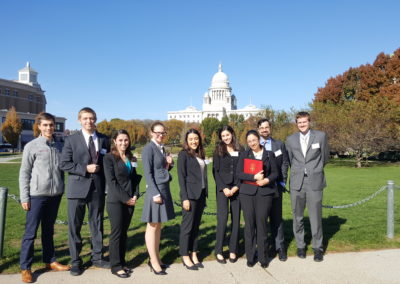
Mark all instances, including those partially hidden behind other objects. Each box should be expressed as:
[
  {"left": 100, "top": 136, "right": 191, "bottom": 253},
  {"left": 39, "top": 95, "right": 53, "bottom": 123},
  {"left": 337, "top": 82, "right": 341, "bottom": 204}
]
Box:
[{"left": 0, "top": 160, "right": 399, "bottom": 273}]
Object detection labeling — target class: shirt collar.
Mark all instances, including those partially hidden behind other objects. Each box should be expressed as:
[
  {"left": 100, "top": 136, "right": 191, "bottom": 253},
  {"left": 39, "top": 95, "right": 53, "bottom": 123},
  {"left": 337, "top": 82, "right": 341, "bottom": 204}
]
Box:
[
  {"left": 260, "top": 137, "right": 271, "bottom": 145},
  {"left": 151, "top": 139, "right": 164, "bottom": 148},
  {"left": 300, "top": 130, "right": 310, "bottom": 140},
  {"left": 81, "top": 129, "right": 97, "bottom": 141}
]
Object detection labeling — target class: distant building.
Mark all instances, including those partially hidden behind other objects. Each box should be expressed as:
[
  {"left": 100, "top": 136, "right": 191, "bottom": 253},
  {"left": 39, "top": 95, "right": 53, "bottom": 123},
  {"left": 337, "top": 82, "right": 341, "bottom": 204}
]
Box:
[
  {"left": 0, "top": 63, "right": 66, "bottom": 147},
  {"left": 167, "top": 64, "right": 262, "bottom": 123}
]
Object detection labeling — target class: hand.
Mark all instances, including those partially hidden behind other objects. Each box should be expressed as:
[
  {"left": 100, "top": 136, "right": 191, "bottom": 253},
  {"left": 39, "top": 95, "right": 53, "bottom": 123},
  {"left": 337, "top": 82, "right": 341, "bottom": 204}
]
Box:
[
  {"left": 153, "top": 195, "right": 163, "bottom": 204},
  {"left": 126, "top": 196, "right": 137, "bottom": 206},
  {"left": 230, "top": 186, "right": 239, "bottom": 195},
  {"left": 254, "top": 170, "right": 264, "bottom": 181},
  {"left": 21, "top": 202, "right": 30, "bottom": 211},
  {"left": 87, "top": 164, "right": 99, "bottom": 173},
  {"left": 166, "top": 154, "right": 173, "bottom": 165},
  {"left": 223, "top": 188, "right": 231, "bottom": 197},
  {"left": 256, "top": 178, "right": 270, "bottom": 186},
  {"left": 182, "top": 200, "right": 191, "bottom": 211}
]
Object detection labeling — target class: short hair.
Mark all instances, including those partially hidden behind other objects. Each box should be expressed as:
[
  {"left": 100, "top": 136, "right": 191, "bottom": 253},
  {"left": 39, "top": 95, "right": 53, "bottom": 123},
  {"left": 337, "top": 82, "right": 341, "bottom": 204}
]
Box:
[
  {"left": 150, "top": 121, "right": 165, "bottom": 132},
  {"left": 295, "top": 111, "right": 311, "bottom": 122},
  {"left": 78, "top": 107, "right": 97, "bottom": 121},
  {"left": 246, "top": 129, "right": 260, "bottom": 140},
  {"left": 257, "top": 118, "right": 271, "bottom": 128},
  {"left": 35, "top": 112, "right": 55, "bottom": 125}
]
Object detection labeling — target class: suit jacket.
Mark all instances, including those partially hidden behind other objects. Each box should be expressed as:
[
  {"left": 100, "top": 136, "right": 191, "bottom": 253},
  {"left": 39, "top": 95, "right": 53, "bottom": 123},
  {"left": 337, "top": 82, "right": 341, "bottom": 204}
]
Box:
[
  {"left": 212, "top": 152, "right": 241, "bottom": 191},
  {"left": 177, "top": 150, "right": 208, "bottom": 201},
  {"left": 270, "top": 138, "right": 289, "bottom": 190},
  {"left": 141, "top": 141, "right": 172, "bottom": 197},
  {"left": 103, "top": 153, "right": 141, "bottom": 203},
  {"left": 60, "top": 130, "right": 110, "bottom": 199},
  {"left": 236, "top": 148, "right": 278, "bottom": 196},
  {"left": 285, "top": 129, "right": 329, "bottom": 191}
]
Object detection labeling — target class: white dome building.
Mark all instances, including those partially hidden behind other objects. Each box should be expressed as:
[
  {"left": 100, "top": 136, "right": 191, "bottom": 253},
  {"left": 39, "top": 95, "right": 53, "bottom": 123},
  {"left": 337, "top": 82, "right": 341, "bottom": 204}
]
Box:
[{"left": 167, "top": 64, "right": 262, "bottom": 123}]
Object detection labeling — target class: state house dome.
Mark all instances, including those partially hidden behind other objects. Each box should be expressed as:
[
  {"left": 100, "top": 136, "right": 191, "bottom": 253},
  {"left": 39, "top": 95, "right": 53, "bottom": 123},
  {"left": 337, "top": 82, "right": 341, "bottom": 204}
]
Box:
[{"left": 211, "top": 63, "right": 230, "bottom": 88}]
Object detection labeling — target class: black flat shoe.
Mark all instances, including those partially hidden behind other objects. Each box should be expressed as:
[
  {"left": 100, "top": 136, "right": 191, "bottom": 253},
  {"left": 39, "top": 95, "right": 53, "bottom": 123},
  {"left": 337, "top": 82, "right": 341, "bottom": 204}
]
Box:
[
  {"left": 182, "top": 258, "right": 198, "bottom": 270},
  {"left": 216, "top": 254, "right": 227, "bottom": 264},
  {"left": 194, "top": 262, "right": 204, "bottom": 268},
  {"left": 260, "top": 262, "right": 269, "bottom": 268},
  {"left": 313, "top": 249, "right": 324, "bottom": 262},
  {"left": 228, "top": 254, "right": 238, "bottom": 263},
  {"left": 122, "top": 266, "right": 133, "bottom": 273},
  {"left": 148, "top": 261, "right": 167, "bottom": 275},
  {"left": 247, "top": 260, "right": 256, "bottom": 267},
  {"left": 278, "top": 249, "right": 288, "bottom": 262},
  {"left": 112, "top": 270, "right": 130, "bottom": 278}
]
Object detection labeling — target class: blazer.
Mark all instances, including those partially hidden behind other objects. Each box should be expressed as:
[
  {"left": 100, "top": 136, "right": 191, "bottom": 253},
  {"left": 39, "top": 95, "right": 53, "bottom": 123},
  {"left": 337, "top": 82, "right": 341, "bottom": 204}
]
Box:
[
  {"left": 270, "top": 138, "right": 289, "bottom": 185},
  {"left": 60, "top": 130, "right": 110, "bottom": 199},
  {"left": 212, "top": 152, "right": 240, "bottom": 191},
  {"left": 103, "top": 153, "right": 141, "bottom": 203},
  {"left": 285, "top": 129, "right": 329, "bottom": 191},
  {"left": 141, "top": 141, "right": 173, "bottom": 197},
  {"left": 236, "top": 148, "right": 278, "bottom": 196},
  {"left": 177, "top": 150, "right": 208, "bottom": 201}
]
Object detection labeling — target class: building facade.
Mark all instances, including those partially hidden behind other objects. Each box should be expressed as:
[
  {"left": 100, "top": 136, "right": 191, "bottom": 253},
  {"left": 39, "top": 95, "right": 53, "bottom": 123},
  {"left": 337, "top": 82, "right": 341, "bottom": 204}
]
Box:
[
  {"left": 0, "top": 63, "right": 66, "bottom": 146},
  {"left": 167, "top": 64, "right": 262, "bottom": 123}
]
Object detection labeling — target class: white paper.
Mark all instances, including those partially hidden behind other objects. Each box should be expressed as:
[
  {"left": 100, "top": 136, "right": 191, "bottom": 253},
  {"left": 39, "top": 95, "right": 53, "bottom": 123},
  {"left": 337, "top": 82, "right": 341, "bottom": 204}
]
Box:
[
  {"left": 274, "top": 149, "right": 282, "bottom": 157},
  {"left": 230, "top": 151, "right": 239, "bottom": 157},
  {"left": 311, "top": 143, "right": 320, "bottom": 149}
]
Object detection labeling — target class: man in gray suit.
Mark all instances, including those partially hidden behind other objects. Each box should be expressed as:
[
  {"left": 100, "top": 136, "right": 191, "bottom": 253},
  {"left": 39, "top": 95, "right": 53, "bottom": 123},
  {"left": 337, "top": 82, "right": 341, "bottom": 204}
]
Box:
[
  {"left": 285, "top": 111, "right": 329, "bottom": 262},
  {"left": 60, "top": 107, "right": 110, "bottom": 275}
]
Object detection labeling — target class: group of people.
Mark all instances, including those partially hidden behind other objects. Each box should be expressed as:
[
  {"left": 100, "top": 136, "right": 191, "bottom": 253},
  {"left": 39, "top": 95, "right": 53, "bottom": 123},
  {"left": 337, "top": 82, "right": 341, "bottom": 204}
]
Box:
[{"left": 18, "top": 107, "right": 329, "bottom": 282}]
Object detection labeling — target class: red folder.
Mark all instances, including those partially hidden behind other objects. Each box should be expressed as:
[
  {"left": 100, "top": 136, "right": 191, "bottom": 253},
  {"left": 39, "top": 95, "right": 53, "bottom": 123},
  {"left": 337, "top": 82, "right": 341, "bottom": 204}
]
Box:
[{"left": 243, "top": 158, "right": 263, "bottom": 186}]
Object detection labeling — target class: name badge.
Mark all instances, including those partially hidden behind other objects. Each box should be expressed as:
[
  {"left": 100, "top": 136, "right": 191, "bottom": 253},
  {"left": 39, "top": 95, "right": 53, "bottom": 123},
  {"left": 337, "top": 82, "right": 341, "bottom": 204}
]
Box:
[
  {"left": 274, "top": 149, "right": 282, "bottom": 157},
  {"left": 100, "top": 148, "right": 107, "bottom": 155},
  {"left": 204, "top": 159, "right": 210, "bottom": 165},
  {"left": 131, "top": 162, "right": 138, "bottom": 168},
  {"left": 312, "top": 143, "right": 320, "bottom": 149},
  {"left": 230, "top": 151, "right": 239, "bottom": 157}
]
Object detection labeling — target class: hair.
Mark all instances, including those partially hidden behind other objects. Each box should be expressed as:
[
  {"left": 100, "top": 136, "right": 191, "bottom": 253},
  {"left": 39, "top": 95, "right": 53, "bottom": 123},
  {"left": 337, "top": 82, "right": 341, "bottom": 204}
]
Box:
[
  {"left": 245, "top": 130, "right": 261, "bottom": 147},
  {"left": 295, "top": 111, "right": 311, "bottom": 123},
  {"left": 150, "top": 121, "right": 165, "bottom": 132},
  {"left": 35, "top": 112, "right": 55, "bottom": 125},
  {"left": 111, "top": 129, "right": 133, "bottom": 161},
  {"left": 183, "top": 128, "right": 205, "bottom": 159},
  {"left": 257, "top": 118, "right": 271, "bottom": 128},
  {"left": 78, "top": 107, "right": 97, "bottom": 121},
  {"left": 214, "top": 125, "right": 242, "bottom": 156}
]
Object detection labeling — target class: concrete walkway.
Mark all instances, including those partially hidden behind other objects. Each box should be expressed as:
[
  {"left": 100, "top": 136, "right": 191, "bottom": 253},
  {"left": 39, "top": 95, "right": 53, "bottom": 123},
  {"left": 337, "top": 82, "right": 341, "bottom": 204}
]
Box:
[
  {"left": 0, "top": 154, "right": 22, "bottom": 163},
  {"left": 1, "top": 249, "right": 399, "bottom": 284}
]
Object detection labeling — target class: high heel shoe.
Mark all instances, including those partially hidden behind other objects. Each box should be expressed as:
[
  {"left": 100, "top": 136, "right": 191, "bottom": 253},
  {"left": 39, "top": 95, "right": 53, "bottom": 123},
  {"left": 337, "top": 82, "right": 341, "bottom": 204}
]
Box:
[
  {"left": 148, "top": 261, "right": 167, "bottom": 275},
  {"left": 181, "top": 258, "right": 198, "bottom": 270}
]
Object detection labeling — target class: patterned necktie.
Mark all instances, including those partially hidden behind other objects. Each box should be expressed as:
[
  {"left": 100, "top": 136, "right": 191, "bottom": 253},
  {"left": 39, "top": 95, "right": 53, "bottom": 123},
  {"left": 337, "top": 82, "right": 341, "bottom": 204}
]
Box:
[{"left": 89, "top": 136, "right": 98, "bottom": 164}]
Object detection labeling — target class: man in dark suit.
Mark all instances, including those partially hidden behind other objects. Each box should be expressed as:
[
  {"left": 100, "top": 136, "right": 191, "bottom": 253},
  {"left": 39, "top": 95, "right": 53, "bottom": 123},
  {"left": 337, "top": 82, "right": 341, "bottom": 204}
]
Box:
[
  {"left": 285, "top": 112, "right": 329, "bottom": 262},
  {"left": 257, "top": 118, "right": 289, "bottom": 261},
  {"left": 60, "top": 107, "right": 110, "bottom": 275}
]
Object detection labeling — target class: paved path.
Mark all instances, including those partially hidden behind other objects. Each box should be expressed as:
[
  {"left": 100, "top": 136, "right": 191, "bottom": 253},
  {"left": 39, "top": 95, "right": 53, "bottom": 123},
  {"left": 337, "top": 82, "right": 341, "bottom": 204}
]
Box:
[
  {"left": 0, "top": 154, "right": 21, "bottom": 163},
  {"left": 1, "top": 249, "right": 399, "bottom": 284}
]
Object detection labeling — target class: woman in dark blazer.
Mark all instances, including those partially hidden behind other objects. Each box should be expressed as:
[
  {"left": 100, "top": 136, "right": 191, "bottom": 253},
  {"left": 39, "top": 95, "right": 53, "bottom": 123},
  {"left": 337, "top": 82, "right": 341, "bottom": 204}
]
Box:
[
  {"left": 213, "top": 125, "right": 243, "bottom": 263},
  {"left": 236, "top": 130, "right": 278, "bottom": 268},
  {"left": 177, "top": 128, "right": 208, "bottom": 270},
  {"left": 104, "top": 130, "right": 141, "bottom": 278}
]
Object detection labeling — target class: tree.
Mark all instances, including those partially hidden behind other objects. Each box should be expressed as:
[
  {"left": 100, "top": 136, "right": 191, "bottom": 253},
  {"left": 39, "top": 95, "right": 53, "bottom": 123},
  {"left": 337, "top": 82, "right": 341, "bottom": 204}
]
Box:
[
  {"left": 1, "top": 107, "right": 22, "bottom": 149},
  {"left": 200, "top": 117, "right": 221, "bottom": 146},
  {"left": 164, "top": 119, "right": 184, "bottom": 146}
]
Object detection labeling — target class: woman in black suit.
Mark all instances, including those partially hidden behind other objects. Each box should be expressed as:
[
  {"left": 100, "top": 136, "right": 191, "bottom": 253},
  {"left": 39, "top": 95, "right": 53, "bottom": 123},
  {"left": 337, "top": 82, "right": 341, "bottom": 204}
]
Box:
[
  {"left": 177, "top": 128, "right": 208, "bottom": 270},
  {"left": 213, "top": 125, "right": 243, "bottom": 263},
  {"left": 236, "top": 130, "right": 278, "bottom": 268},
  {"left": 104, "top": 130, "right": 141, "bottom": 278}
]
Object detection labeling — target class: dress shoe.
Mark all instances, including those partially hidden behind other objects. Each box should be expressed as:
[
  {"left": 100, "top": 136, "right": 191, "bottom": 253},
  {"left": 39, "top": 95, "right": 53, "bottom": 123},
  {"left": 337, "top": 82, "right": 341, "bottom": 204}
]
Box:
[
  {"left": 260, "top": 262, "right": 269, "bottom": 268},
  {"left": 229, "top": 253, "right": 238, "bottom": 263},
  {"left": 194, "top": 262, "right": 204, "bottom": 268},
  {"left": 70, "top": 265, "right": 83, "bottom": 276},
  {"left": 246, "top": 260, "right": 256, "bottom": 267},
  {"left": 278, "top": 249, "right": 288, "bottom": 262},
  {"left": 21, "top": 270, "right": 33, "bottom": 283},
  {"left": 297, "top": 248, "right": 306, "bottom": 259},
  {"left": 112, "top": 270, "right": 130, "bottom": 278},
  {"left": 148, "top": 261, "right": 167, "bottom": 275},
  {"left": 92, "top": 260, "right": 111, "bottom": 269},
  {"left": 314, "top": 249, "right": 324, "bottom": 262},
  {"left": 216, "top": 254, "right": 227, "bottom": 264},
  {"left": 123, "top": 266, "right": 133, "bottom": 273},
  {"left": 45, "top": 261, "right": 71, "bottom": 271},
  {"left": 181, "top": 258, "right": 198, "bottom": 270},
  {"left": 160, "top": 263, "right": 170, "bottom": 269}
]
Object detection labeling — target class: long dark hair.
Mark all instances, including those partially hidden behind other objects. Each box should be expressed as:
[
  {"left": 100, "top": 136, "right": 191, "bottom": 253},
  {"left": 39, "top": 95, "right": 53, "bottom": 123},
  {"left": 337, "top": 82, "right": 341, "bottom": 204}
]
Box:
[
  {"left": 111, "top": 129, "right": 133, "bottom": 160},
  {"left": 214, "top": 125, "right": 242, "bottom": 156},
  {"left": 182, "top": 128, "right": 205, "bottom": 159}
]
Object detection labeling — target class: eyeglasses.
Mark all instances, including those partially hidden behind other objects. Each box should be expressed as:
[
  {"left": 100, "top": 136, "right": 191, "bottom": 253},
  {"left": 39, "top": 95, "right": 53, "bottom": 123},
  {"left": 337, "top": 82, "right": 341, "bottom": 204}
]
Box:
[{"left": 153, "top": 131, "right": 167, "bottom": 136}]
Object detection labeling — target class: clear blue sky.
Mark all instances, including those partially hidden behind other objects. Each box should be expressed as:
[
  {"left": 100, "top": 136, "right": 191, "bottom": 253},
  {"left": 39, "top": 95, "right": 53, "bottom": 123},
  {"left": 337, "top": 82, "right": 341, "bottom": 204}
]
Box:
[{"left": 1, "top": 0, "right": 399, "bottom": 130}]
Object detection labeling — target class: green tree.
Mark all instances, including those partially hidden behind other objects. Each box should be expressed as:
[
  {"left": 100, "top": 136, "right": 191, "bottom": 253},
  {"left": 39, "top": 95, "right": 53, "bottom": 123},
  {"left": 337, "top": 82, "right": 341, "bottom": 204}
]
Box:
[
  {"left": 200, "top": 117, "right": 221, "bottom": 146},
  {"left": 2, "top": 107, "right": 22, "bottom": 149}
]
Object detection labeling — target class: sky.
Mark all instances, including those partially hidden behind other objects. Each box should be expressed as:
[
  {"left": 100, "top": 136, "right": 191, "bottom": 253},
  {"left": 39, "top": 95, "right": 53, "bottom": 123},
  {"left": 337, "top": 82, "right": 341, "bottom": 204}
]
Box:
[{"left": 1, "top": 0, "right": 399, "bottom": 130}]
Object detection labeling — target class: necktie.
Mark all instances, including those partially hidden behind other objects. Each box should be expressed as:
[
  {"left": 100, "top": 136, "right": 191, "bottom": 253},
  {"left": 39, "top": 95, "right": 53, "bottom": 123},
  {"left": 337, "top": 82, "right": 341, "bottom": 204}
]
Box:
[
  {"left": 161, "top": 145, "right": 166, "bottom": 156},
  {"left": 89, "top": 136, "right": 98, "bottom": 164}
]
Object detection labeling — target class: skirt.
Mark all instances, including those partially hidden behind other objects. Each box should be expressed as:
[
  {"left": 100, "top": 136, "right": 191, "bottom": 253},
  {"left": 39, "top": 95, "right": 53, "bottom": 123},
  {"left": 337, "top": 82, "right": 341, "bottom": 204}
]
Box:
[{"left": 141, "top": 183, "right": 176, "bottom": 223}]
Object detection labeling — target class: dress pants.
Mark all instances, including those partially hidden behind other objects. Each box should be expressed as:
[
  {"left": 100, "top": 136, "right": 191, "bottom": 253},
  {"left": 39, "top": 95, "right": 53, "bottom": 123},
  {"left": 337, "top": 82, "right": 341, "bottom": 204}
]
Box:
[
  {"left": 107, "top": 202, "right": 134, "bottom": 273},
  {"left": 68, "top": 182, "right": 105, "bottom": 266},
  {"left": 290, "top": 176, "right": 323, "bottom": 250},
  {"left": 270, "top": 190, "right": 285, "bottom": 251},
  {"left": 20, "top": 195, "right": 62, "bottom": 270},
  {"left": 179, "top": 191, "right": 206, "bottom": 256},
  {"left": 215, "top": 190, "right": 240, "bottom": 255},
  {"left": 240, "top": 191, "right": 273, "bottom": 264}
]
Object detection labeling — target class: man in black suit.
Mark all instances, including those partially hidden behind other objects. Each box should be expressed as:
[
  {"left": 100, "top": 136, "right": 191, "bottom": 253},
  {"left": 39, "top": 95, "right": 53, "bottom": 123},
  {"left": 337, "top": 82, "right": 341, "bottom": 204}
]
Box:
[
  {"left": 60, "top": 107, "right": 110, "bottom": 276},
  {"left": 257, "top": 118, "right": 289, "bottom": 261}
]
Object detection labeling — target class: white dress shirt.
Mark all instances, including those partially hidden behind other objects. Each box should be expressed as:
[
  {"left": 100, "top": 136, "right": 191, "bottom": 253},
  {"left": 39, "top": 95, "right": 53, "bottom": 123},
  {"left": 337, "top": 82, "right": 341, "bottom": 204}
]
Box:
[
  {"left": 300, "top": 130, "right": 310, "bottom": 158},
  {"left": 81, "top": 130, "right": 99, "bottom": 152}
]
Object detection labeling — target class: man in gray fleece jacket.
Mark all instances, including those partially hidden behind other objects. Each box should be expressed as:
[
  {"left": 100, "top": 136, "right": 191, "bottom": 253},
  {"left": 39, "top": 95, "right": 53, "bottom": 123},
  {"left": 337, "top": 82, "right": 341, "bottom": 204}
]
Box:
[{"left": 19, "top": 112, "right": 70, "bottom": 283}]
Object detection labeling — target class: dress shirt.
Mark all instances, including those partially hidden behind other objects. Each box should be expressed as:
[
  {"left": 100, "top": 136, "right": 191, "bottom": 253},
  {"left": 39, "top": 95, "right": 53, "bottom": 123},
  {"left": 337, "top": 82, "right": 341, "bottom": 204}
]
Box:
[
  {"left": 151, "top": 139, "right": 165, "bottom": 155},
  {"left": 196, "top": 157, "right": 206, "bottom": 189},
  {"left": 300, "top": 130, "right": 310, "bottom": 158},
  {"left": 260, "top": 137, "right": 272, "bottom": 151},
  {"left": 82, "top": 130, "right": 99, "bottom": 152}
]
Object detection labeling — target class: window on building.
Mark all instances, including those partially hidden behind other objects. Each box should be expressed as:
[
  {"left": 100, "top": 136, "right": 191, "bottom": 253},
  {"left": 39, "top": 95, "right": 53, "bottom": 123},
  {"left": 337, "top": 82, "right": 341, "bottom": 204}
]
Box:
[
  {"left": 5, "top": 89, "right": 10, "bottom": 96},
  {"left": 36, "top": 97, "right": 41, "bottom": 102},
  {"left": 55, "top": 122, "right": 64, "bottom": 132},
  {"left": 20, "top": 74, "right": 28, "bottom": 81},
  {"left": 21, "top": 119, "right": 35, "bottom": 130},
  {"left": 28, "top": 94, "right": 33, "bottom": 101},
  {"left": 13, "top": 91, "right": 18, "bottom": 97}
]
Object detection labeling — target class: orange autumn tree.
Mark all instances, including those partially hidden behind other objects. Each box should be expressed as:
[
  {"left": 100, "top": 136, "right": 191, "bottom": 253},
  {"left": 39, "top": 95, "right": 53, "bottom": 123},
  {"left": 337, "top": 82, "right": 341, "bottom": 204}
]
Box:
[{"left": 1, "top": 106, "right": 22, "bottom": 149}]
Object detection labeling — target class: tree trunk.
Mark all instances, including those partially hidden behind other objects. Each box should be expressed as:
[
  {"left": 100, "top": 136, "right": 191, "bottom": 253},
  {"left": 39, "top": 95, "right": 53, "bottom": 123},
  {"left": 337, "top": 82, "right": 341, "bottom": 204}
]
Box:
[{"left": 355, "top": 153, "right": 362, "bottom": 168}]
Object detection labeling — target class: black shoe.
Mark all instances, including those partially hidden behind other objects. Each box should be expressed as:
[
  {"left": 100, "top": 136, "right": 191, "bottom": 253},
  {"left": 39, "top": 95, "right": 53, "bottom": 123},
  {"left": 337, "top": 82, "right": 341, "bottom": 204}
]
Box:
[
  {"left": 260, "top": 262, "right": 269, "bottom": 268},
  {"left": 123, "top": 266, "right": 133, "bottom": 273},
  {"left": 194, "top": 262, "right": 204, "bottom": 268},
  {"left": 246, "top": 260, "right": 256, "bottom": 267},
  {"left": 297, "top": 248, "right": 306, "bottom": 259},
  {"left": 216, "top": 254, "right": 227, "bottom": 264},
  {"left": 229, "top": 253, "right": 238, "bottom": 263},
  {"left": 278, "top": 249, "right": 288, "bottom": 262},
  {"left": 70, "top": 265, "right": 83, "bottom": 276},
  {"left": 92, "top": 260, "right": 110, "bottom": 269},
  {"left": 313, "top": 249, "right": 324, "bottom": 262},
  {"left": 148, "top": 261, "right": 167, "bottom": 275},
  {"left": 112, "top": 270, "right": 130, "bottom": 278},
  {"left": 160, "top": 263, "right": 170, "bottom": 269},
  {"left": 182, "top": 258, "right": 198, "bottom": 270}
]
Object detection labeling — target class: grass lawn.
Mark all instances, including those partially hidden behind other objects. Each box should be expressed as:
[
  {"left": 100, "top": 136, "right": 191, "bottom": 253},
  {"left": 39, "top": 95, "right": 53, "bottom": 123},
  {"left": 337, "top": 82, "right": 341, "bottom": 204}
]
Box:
[{"left": 0, "top": 160, "right": 399, "bottom": 273}]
